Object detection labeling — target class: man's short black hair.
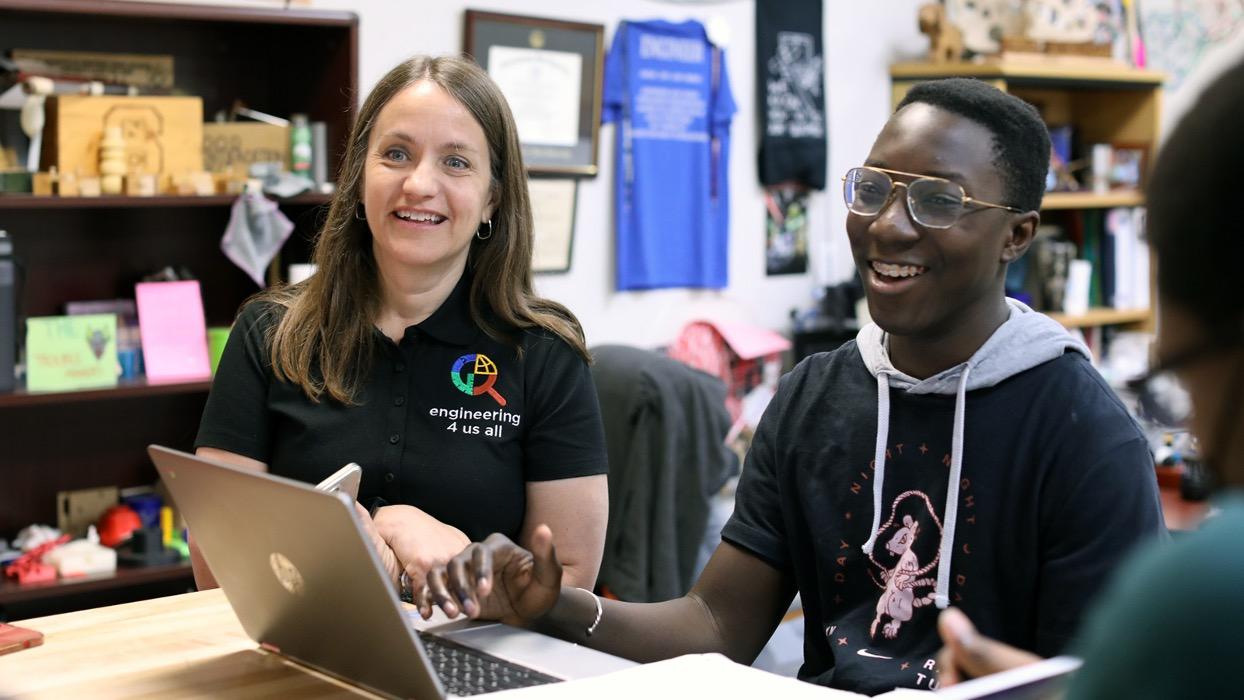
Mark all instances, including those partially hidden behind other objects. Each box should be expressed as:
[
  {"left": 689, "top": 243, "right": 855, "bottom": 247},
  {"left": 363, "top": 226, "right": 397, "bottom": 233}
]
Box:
[
  {"left": 896, "top": 78, "right": 1050, "bottom": 212},
  {"left": 1147, "top": 58, "right": 1244, "bottom": 332}
]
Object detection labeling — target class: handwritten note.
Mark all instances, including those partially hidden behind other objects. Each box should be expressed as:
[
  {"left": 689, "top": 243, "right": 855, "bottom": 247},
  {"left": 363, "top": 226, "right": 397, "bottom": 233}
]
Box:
[
  {"left": 135, "top": 281, "right": 211, "bottom": 383},
  {"left": 26, "top": 314, "right": 118, "bottom": 392}
]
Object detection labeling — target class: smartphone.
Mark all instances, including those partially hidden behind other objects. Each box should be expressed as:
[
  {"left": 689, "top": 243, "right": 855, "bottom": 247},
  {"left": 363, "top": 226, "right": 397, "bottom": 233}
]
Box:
[
  {"left": 315, "top": 463, "right": 362, "bottom": 502},
  {"left": 0, "top": 623, "right": 44, "bottom": 655}
]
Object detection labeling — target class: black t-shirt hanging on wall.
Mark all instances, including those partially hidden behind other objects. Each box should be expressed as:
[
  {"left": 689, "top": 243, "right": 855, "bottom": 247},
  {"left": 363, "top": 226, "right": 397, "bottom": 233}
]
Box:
[{"left": 756, "top": 0, "right": 827, "bottom": 190}]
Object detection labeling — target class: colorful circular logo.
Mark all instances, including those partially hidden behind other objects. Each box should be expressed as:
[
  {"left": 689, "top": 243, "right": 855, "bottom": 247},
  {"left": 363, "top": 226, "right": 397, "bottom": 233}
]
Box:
[{"left": 450, "top": 353, "right": 507, "bottom": 406}]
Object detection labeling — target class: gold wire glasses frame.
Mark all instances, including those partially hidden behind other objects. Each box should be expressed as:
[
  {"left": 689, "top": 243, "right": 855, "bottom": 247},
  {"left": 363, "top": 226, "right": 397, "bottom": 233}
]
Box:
[{"left": 842, "top": 166, "right": 1027, "bottom": 229}]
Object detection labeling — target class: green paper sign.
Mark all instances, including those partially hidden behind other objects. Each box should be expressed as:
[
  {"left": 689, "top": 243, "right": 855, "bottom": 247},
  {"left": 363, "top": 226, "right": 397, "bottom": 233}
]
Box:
[
  {"left": 208, "top": 326, "right": 231, "bottom": 374},
  {"left": 26, "top": 314, "right": 119, "bottom": 392}
]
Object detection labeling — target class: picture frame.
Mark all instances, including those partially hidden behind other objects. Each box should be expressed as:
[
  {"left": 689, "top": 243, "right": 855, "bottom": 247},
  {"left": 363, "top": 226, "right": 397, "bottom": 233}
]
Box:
[
  {"left": 527, "top": 177, "right": 577, "bottom": 273},
  {"left": 464, "top": 10, "right": 605, "bottom": 177},
  {"left": 1108, "top": 143, "right": 1148, "bottom": 189}
]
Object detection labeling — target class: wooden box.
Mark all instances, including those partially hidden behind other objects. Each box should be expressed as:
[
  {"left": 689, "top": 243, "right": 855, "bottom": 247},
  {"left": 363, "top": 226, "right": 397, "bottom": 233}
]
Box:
[
  {"left": 202, "top": 122, "right": 289, "bottom": 174},
  {"left": 40, "top": 95, "right": 204, "bottom": 192}
]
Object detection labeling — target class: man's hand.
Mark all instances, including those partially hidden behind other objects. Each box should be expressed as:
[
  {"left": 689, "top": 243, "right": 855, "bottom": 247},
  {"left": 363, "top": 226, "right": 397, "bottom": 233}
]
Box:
[
  {"left": 374, "top": 505, "right": 472, "bottom": 586},
  {"left": 936, "top": 607, "right": 1042, "bottom": 686},
  {"left": 353, "top": 503, "right": 401, "bottom": 585},
  {"left": 416, "top": 525, "right": 562, "bottom": 627}
]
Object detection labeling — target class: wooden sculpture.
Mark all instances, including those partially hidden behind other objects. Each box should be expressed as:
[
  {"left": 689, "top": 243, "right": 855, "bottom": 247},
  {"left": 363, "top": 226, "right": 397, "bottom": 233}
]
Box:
[{"left": 919, "top": 2, "right": 965, "bottom": 63}]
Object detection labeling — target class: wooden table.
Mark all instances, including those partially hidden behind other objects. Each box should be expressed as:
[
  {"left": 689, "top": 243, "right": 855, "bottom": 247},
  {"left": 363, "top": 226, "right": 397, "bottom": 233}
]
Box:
[{"left": 0, "top": 589, "right": 377, "bottom": 698}]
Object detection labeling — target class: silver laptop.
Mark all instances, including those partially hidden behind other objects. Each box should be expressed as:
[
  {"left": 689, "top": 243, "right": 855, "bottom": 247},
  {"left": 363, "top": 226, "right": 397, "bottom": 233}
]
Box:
[{"left": 148, "top": 445, "right": 634, "bottom": 699}]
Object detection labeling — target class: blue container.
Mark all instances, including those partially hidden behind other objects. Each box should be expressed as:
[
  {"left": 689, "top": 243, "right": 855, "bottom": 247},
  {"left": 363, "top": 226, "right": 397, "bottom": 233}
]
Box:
[{"left": 121, "top": 493, "right": 163, "bottom": 529}]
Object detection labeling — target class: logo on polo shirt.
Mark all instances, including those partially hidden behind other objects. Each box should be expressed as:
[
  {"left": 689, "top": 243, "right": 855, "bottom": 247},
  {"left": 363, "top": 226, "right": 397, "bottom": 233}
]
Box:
[{"left": 450, "top": 353, "right": 507, "bottom": 406}]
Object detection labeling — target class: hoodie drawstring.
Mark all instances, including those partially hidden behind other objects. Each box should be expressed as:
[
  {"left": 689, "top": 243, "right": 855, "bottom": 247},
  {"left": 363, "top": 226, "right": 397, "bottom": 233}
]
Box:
[
  {"left": 861, "top": 365, "right": 971, "bottom": 610},
  {"left": 861, "top": 371, "right": 891, "bottom": 556},
  {"left": 933, "top": 365, "right": 970, "bottom": 609}
]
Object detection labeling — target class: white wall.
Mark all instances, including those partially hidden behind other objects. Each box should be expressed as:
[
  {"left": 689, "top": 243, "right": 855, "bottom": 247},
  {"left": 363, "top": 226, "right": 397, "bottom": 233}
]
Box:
[{"left": 297, "top": 0, "right": 929, "bottom": 348}]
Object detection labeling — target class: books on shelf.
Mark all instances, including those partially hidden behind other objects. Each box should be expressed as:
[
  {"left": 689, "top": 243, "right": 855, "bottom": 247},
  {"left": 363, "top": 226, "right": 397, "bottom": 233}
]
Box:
[
  {"left": 1103, "top": 207, "right": 1149, "bottom": 311},
  {"left": 1014, "top": 207, "right": 1149, "bottom": 323}
]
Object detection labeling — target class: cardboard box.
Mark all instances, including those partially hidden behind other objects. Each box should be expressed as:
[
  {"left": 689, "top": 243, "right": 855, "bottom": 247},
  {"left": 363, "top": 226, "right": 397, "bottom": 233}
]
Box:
[
  {"left": 40, "top": 95, "right": 203, "bottom": 192},
  {"left": 202, "top": 122, "right": 288, "bottom": 173}
]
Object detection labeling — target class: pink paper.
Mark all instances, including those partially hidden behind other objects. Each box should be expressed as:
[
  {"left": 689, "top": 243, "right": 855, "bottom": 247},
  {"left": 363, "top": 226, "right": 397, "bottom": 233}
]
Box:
[
  {"left": 693, "top": 319, "right": 790, "bottom": 360},
  {"left": 135, "top": 281, "right": 211, "bottom": 383}
]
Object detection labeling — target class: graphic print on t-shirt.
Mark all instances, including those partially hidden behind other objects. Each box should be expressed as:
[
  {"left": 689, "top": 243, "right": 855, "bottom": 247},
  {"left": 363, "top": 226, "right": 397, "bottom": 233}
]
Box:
[
  {"left": 867, "top": 490, "right": 941, "bottom": 641},
  {"left": 450, "top": 352, "right": 507, "bottom": 406},
  {"left": 822, "top": 436, "right": 979, "bottom": 691}
]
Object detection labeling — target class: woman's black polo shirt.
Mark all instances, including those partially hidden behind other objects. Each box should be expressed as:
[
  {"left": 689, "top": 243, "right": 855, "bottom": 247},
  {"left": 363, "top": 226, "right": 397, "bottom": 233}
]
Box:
[{"left": 195, "top": 276, "right": 607, "bottom": 542}]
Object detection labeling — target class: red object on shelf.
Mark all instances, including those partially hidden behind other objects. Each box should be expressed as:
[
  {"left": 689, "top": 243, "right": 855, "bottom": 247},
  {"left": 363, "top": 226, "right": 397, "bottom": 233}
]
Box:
[
  {"left": 1155, "top": 465, "right": 1182, "bottom": 490},
  {"left": 97, "top": 505, "right": 143, "bottom": 548},
  {"left": 3, "top": 535, "right": 70, "bottom": 584}
]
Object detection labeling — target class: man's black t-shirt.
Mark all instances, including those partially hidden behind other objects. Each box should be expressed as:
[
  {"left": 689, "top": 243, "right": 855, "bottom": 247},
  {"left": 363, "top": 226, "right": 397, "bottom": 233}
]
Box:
[
  {"left": 195, "top": 274, "right": 607, "bottom": 542},
  {"left": 722, "top": 341, "right": 1164, "bottom": 695}
]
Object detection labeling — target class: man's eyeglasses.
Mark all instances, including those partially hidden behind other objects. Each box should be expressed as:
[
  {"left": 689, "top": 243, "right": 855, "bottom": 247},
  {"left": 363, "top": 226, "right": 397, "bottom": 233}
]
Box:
[{"left": 842, "top": 166, "right": 1027, "bottom": 229}]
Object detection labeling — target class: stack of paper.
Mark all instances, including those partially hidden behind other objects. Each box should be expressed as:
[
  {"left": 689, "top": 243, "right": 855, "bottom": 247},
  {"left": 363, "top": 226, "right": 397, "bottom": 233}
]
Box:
[{"left": 481, "top": 653, "right": 908, "bottom": 698}]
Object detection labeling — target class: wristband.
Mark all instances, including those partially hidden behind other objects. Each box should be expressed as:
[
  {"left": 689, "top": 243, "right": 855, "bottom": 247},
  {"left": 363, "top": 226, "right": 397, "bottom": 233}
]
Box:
[{"left": 573, "top": 587, "right": 602, "bottom": 637}]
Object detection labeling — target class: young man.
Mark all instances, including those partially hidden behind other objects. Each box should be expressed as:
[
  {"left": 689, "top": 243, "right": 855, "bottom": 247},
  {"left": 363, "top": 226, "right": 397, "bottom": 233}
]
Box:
[{"left": 411, "top": 79, "right": 1166, "bottom": 695}]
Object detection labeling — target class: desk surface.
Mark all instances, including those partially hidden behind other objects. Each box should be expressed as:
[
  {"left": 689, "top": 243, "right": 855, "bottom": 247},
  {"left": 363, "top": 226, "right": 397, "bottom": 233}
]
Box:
[{"left": 0, "top": 589, "right": 375, "bottom": 699}]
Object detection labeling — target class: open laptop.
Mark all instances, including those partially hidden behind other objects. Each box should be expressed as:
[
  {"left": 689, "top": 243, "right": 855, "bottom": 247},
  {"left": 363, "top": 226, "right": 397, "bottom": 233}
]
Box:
[{"left": 148, "top": 445, "right": 635, "bottom": 699}]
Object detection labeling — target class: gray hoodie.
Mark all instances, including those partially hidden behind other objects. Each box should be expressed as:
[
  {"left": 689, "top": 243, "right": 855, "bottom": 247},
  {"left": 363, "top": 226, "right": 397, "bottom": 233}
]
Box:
[{"left": 855, "top": 298, "right": 1092, "bottom": 609}]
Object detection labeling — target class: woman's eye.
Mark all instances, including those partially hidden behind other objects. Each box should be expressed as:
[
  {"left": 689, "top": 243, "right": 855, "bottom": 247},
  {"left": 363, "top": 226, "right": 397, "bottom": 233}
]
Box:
[
  {"left": 445, "top": 156, "right": 469, "bottom": 169},
  {"left": 384, "top": 148, "right": 408, "bottom": 162}
]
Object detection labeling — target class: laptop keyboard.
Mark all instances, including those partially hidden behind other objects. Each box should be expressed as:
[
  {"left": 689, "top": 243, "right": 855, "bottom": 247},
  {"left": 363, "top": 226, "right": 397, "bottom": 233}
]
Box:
[{"left": 418, "top": 631, "right": 560, "bottom": 696}]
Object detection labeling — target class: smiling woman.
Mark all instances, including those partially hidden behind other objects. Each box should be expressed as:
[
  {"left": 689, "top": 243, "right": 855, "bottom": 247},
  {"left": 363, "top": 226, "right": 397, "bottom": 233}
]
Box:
[
  {"left": 190, "top": 55, "right": 609, "bottom": 602},
  {"left": 363, "top": 80, "right": 496, "bottom": 319}
]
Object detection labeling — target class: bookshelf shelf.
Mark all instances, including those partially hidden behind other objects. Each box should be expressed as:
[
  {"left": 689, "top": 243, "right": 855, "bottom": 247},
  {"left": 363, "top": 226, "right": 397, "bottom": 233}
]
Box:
[
  {"left": 0, "top": 378, "right": 212, "bottom": 408},
  {"left": 889, "top": 61, "right": 1165, "bottom": 87},
  {"left": 1046, "top": 307, "right": 1150, "bottom": 329},
  {"left": 0, "top": 562, "right": 193, "bottom": 606},
  {"left": 0, "top": 193, "right": 332, "bottom": 210},
  {"left": 1042, "top": 191, "right": 1145, "bottom": 210}
]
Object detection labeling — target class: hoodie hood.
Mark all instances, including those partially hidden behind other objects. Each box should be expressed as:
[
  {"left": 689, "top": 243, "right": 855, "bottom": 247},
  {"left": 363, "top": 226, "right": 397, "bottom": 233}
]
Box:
[
  {"left": 855, "top": 298, "right": 1091, "bottom": 609},
  {"left": 857, "top": 298, "right": 1091, "bottom": 394}
]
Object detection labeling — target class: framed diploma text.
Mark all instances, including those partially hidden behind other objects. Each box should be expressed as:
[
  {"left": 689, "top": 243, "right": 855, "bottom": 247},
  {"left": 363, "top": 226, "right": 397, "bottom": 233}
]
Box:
[{"left": 464, "top": 10, "right": 605, "bottom": 176}]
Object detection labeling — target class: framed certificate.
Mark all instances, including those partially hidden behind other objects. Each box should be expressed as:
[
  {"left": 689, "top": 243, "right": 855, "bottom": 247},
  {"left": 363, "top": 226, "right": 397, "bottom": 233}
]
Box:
[
  {"left": 527, "top": 177, "right": 577, "bottom": 273},
  {"left": 464, "top": 10, "right": 604, "bottom": 177}
]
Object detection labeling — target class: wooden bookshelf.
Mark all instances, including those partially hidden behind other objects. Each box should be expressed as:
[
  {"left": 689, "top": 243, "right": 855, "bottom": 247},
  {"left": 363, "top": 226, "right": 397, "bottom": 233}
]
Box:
[
  {"left": 0, "top": 0, "right": 357, "bottom": 616},
  {"left": 1046, "top": 307, "right": 1151, "bottom": 329},
  {"left": 0, "top": 562, "right": 192, "bottom": 607},
  {"left": 0, "top": 378, "right": 212, "bottom": 408},
  {"left": 0, "top": 193, "right": 332, "bottom": 210},
  {"left": 890, "top": 60, "right": 1165, "bottom": 87}
]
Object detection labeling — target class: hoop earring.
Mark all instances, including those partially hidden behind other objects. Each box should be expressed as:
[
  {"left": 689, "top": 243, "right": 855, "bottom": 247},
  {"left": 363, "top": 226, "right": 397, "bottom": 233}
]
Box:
[
  {"left": 354, "top": 202, "right": 366, "bottom": 221},
  {"left": 475, "top": 219, "right": 493, "bottom": 240}
]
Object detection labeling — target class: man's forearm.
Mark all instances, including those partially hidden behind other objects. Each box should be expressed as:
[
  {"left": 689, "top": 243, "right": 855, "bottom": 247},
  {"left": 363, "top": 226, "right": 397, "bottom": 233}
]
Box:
[{"left": 535, "top": 587, "right": 728, "bottom": 663}]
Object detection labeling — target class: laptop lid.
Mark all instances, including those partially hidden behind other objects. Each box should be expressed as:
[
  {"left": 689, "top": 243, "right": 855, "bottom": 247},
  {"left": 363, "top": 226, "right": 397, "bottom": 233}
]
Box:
[{"left": 148, "top": 445, "right": 444, "bottom": 699}]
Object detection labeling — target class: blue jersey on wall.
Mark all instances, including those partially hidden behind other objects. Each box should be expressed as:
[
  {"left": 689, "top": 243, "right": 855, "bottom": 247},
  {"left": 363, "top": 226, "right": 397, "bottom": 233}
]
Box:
[{"left": 603, "top": 20, "right": 736, "bottom": 291}]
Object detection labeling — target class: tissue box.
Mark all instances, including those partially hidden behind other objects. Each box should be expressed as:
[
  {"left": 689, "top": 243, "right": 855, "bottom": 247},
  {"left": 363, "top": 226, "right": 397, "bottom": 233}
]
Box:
[{"left": 40, "top": 95, "right": 203, "bottom": 192}]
